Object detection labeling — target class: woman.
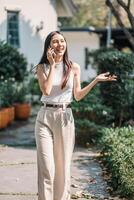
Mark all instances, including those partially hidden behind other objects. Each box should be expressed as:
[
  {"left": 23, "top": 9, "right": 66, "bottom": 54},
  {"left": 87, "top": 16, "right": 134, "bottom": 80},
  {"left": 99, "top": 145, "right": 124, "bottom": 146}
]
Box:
[{"left": 34, "top": 31, "right": 117, "bottom": 200}]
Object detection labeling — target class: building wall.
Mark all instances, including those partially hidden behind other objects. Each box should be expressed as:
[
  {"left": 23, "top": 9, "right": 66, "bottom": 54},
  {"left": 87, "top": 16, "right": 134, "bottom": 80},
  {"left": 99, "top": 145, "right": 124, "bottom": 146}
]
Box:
[
  {"left": 0, "top": 0, "right": 57, "bottom": 69},
  {"left": 61, "top": 31, "right": 100, "bottom": 81},
  {"left": 0, "top": 1, "right": 100, "bottom": 80}
]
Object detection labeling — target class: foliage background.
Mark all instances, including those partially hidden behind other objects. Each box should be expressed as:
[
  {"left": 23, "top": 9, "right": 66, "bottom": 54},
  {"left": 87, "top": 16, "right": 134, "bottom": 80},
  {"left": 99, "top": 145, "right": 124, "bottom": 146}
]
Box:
[{"left": 59, "top": 0, "right": 134, "bottom": 28}]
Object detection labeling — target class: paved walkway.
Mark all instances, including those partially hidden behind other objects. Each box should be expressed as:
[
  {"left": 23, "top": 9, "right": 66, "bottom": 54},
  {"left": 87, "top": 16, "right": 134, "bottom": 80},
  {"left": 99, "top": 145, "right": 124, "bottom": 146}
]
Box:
[
  {"left": 0, "top": 107, "right": 127, "bottom": 200},
  {"left": 0, "top": 145, "right": 110, "bottom": 200}
]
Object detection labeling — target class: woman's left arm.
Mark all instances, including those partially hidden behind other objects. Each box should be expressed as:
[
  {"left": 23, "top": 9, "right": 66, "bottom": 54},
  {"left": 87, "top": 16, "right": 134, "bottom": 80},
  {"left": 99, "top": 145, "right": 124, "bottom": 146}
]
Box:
[{"left": 72, "top": 62, "right": 117, "bottom": 101}]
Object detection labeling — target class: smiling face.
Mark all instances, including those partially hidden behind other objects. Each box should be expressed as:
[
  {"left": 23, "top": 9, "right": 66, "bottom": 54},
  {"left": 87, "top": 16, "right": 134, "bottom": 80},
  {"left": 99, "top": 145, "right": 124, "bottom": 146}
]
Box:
[{"left": 50, "top": 33, "right": 67, "bottom": 57}]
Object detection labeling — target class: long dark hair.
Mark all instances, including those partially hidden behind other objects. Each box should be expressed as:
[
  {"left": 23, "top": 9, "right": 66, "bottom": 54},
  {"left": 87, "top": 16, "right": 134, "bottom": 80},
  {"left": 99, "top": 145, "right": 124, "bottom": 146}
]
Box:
[{"left": 38, "top": 31, "right": 72, "bottom": 89}]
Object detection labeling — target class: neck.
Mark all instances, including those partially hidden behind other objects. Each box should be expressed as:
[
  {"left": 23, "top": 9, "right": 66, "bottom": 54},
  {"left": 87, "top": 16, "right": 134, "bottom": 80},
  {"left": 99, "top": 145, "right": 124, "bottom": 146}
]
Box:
[{"left": 55, "top": 55, "right": 63, "bottom": 64}]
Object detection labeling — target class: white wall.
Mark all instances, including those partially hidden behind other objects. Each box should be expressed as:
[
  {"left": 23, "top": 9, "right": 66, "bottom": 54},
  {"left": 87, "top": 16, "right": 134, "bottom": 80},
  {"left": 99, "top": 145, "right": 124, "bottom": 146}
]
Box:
[
  {"left": 61, "top": 31, "right": 100, "bottom": 81},
  {"left": 0, "top": 0, "right": 57, "bottom": 69}
]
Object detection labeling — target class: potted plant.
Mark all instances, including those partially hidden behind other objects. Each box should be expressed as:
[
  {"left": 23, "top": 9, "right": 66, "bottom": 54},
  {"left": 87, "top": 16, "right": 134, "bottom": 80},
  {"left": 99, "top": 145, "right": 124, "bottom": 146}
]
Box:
[
  {"left": 0, "top": 41, "right": 27, "bottom": 126},
  {"left": 2, "top": 80, "right": 16, "bottom": 125},
  {"left": 0, "top": 93, "right": 9, "bottom": 129},
  {"left": 0, "top": 81, "right": 11, "bottom": 129},
  {"left": 14, "top": 82, "right": 31, "bottom": 120}
]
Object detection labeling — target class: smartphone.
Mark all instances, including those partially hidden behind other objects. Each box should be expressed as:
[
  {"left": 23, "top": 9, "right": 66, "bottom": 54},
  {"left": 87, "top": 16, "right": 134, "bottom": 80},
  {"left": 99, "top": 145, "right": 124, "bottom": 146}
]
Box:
[
  {"left": 49, "top": 46, "right": 56, "bottom": 57},
  {"left": 52, "top": 49, "right": 56, "bottom": 58}
]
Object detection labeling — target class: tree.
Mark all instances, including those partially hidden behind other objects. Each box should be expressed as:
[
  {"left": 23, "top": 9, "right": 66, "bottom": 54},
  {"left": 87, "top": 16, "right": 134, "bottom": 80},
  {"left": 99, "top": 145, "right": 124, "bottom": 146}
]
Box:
[
  {"left": 59, "top": 0, "right": 134, "bottom": 29},
  {"left": 59, "top": 0, "right": 109, "bottom": 28},
  {"left": 106, "top": 0, "right": 134, "bottom": 50}
]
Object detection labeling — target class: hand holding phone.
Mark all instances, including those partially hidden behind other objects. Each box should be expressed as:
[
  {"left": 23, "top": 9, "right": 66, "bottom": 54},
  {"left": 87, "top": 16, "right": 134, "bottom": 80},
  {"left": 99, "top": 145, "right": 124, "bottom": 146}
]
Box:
[
  {"left": 51, "top": 48, "right": 56, "bottom": 58},
  {"left": 47, "top": 46, "right": 56, "bottom": 65}
]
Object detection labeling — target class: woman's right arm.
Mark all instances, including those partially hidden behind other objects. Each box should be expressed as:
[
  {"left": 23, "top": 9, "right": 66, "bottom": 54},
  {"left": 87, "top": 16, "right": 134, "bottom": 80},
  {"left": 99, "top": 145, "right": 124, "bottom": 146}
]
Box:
[
  {"left": 36, "top": 64, "right": 55, "bottom": 95},
  {"left": 36, "top": 46, "right": 56, "bottom": 95}
]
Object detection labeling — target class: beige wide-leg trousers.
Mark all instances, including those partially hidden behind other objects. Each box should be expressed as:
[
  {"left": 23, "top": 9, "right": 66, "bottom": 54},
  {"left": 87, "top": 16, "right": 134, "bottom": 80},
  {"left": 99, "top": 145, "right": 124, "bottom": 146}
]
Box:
[{"left": 35, "top": 105, "right": 75, "bottom": 200}]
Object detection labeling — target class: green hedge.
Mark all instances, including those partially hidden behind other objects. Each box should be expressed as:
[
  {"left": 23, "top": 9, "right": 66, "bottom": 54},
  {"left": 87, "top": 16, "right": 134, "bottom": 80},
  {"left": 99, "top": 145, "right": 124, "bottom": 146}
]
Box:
[
  {"left": 99, "top": 126, "right": 134, "bottom": 199},
  {"left": 72, "top": 48, "right": 134, "bottom": 146},
  {"left": 72, "top": 83, "right": 113, "bottom": 146},
  {"left": 0, "top": 41, "right": 27, "bottom": 81},
  {"left": 90, "top": 48, "right": 134, "bottom": 126}
]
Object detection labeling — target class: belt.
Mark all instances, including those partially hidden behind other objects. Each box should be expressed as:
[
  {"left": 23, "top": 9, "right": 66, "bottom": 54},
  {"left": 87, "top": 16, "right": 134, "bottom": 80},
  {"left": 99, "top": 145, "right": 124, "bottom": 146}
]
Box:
[{"left": 45, "top": 103, "right": 71, "bottom": 109}]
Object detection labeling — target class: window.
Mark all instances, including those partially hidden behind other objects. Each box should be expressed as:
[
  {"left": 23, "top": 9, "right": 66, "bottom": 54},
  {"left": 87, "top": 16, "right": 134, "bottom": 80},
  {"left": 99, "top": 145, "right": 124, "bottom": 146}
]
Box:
[{"left": 7, "top": 11, "right": 20, "bottom": 48}]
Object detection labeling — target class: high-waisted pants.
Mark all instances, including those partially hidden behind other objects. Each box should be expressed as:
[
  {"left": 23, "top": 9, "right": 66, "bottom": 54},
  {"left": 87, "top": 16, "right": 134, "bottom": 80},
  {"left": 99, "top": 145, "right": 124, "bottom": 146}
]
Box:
[{"left": 34, "top": 106, "right": 75, "bottom": 200}]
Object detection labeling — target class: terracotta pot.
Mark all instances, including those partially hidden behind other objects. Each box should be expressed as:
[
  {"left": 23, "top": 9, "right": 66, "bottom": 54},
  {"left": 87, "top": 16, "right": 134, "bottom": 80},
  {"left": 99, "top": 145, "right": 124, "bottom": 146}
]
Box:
[
  {"left": 14, "top": 103, "right": 31, "bottom": 120},
  {"left": 7, "top": 106, "right": 15, "bottom": 124},
  {"left": 0, "top": 108, "right": 9, "bottom": 129}
]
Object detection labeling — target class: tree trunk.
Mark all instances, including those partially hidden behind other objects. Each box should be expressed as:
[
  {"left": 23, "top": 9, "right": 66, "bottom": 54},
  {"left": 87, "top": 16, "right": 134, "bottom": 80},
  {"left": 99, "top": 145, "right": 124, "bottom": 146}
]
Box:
[{"left": 106, "top": 0, "right": 134, "bottom": 51}]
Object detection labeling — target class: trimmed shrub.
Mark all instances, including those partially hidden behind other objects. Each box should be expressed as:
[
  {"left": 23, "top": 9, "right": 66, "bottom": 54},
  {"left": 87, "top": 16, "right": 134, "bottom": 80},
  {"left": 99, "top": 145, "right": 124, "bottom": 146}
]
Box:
[
  {"left": 99, "top": 126, "right": 134, "bottom": 199},
  {"left": 90, "top": 48, "right": 134, "bottom": 126},
  {"left": 72, "top": 83, "right": 113, "bottom": 146},
  {"left": 0, "top": 41, "right": 27, "bottom": 81}
]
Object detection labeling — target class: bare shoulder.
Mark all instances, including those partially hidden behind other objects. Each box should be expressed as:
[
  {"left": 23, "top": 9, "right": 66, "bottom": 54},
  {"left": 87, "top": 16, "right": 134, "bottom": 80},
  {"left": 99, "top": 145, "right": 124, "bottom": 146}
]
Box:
[{"left": 71, "top": 62, "right": 80, "bottom": 74}]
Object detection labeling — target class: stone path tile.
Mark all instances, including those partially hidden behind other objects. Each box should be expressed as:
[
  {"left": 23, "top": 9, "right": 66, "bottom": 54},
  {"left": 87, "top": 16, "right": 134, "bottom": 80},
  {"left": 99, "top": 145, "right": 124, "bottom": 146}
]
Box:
[
  {"left": 71, "top": 147, "right": 109, "bottom": 199},
  {"left": 0, "top": 195, "right": 37, "bottom": 200}
]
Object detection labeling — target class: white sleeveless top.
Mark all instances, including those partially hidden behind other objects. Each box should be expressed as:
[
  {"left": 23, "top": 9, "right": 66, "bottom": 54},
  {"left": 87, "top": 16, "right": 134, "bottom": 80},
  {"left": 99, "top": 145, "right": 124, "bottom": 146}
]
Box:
[{"left": 40, "top": 62, "right": 74, "bottom": 103}]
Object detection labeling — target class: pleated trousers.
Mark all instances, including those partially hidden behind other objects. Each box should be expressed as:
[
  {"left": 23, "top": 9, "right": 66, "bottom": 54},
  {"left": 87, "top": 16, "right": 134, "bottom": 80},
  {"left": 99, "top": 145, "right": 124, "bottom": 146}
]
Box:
[{"left": 34, "top": 105, "right": 75, "bottom": 200}]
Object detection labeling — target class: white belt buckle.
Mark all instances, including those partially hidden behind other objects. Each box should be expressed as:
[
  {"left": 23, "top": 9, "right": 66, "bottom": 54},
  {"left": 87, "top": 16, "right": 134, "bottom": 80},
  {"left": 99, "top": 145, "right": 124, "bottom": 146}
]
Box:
[{"left": 63, "top": 103, "right": 66, "bottom": 111}]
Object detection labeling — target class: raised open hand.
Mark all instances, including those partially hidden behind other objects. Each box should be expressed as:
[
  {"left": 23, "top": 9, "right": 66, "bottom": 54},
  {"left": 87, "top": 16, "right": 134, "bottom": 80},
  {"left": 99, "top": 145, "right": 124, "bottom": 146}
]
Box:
[{"left": 95, "top": 72, "right": 117, "bottom": 82}]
